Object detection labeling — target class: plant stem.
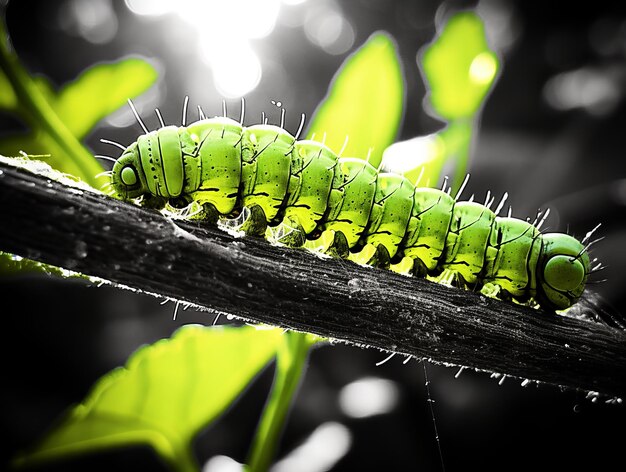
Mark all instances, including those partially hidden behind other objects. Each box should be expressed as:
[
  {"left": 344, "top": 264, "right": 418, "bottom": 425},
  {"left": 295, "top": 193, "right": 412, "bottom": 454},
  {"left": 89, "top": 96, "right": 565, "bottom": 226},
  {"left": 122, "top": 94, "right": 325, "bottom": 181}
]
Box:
[
  {"left": 0, "top": 17, "right": 102, "bottom": 186},
  {"left": 246, "top": 332, "right": 313, "bottom": 472},
  {"left": 170, "top": 445, "right": 200, "bottom": 472}
]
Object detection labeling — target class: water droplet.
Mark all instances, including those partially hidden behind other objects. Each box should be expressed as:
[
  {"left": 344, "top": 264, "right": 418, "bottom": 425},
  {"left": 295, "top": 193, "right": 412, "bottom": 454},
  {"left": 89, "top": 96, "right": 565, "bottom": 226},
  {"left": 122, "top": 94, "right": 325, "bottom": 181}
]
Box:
[
  {"left": 103, "top": 225, "right": 111, "bottom": 231},
  {"left": 113, "top": 264, "right": 121, "bottom": 270},
  {"left": 226, "top": 314, "right": 235, "bottom": 320}
]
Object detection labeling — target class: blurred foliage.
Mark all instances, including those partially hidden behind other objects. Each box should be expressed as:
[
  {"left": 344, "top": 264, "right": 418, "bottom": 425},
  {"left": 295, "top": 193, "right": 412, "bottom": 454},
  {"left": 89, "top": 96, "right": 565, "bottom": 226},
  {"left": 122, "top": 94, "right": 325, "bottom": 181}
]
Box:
[
  {"left": 421, "top": 11, "right": 500, "bottom": 121},
  {"left": 306, "top": 32, "right": 404, "bottom": 168},
  {"left": 0, "top": 18, "right": 157, "bottom": 188},
  {"left": 14, "top": 325, "right": 285, "bottom": 472},
  {"left": 246, "top": 331, "right": 318, "bottom": 471},
  {"left": 396, "top": 11, "right": 499, "bottom": 192}
]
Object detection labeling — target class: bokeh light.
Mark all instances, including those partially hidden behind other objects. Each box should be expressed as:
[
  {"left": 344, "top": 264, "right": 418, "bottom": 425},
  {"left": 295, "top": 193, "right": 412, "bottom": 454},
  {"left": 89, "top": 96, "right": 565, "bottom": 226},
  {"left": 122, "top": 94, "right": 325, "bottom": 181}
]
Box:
[
  {"left": 59, "top": 0, "right": 118, "bottom": 44},
  {"left": 270, "top": 422, "right": 351, "bottom": 472},
  {"left": 338, "top": 376, "right": 400, "bottom": 418},
  {"left": 469, "top": 51, "right": 498, "bottom": 85}
]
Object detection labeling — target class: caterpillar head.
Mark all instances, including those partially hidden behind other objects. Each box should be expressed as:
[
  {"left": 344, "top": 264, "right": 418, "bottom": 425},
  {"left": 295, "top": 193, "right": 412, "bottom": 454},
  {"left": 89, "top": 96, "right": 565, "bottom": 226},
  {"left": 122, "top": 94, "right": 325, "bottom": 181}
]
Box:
[
  {"left": 538, "top": 233, "right": 590, "bottom": 310},
  {"left": 111, "top": 142, "right": 147, "bottom": 199}
]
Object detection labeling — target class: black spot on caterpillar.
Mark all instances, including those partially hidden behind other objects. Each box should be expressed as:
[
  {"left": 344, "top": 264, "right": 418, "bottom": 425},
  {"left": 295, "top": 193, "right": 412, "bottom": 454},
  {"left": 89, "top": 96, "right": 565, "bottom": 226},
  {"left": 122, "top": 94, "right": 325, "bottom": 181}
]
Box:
[{"left": 100, "top": 99, "right": 601, "bottom": 311}]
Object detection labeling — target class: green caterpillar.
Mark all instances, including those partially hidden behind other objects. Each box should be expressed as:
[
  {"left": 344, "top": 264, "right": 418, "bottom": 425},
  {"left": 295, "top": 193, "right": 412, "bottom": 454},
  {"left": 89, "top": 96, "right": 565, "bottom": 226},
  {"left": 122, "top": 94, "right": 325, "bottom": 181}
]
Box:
[{"left": 103, "top": 101, "right": 597, "bottom": 311}]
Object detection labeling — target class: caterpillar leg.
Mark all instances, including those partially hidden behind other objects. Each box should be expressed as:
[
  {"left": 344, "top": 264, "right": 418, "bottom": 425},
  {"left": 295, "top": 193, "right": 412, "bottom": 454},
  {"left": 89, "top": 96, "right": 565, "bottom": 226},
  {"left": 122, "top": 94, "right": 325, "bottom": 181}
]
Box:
[
  {"left": 480, "top": 282, "right": 502, "bottom": 299},
  {"left": 304, "top": 229, "right": 349, "bottom": 259},
  {"left": 348, "top": 243, "right": 391, "bottom": 269},
  {"left": 266, "top": 216, "right": 307, "bottom": 247},
  {"left": 220, "top": 204, "right": 268, "bottom": 237},
  {"left": 142, "top": 194, "right": 168, "bottom": 210},
  {"left": 390, "top": 256, "right": 433, "bottom": 277},
  {"left": 480, "top": 282, "right": 516, "bottom": 304},
  {"left": 432, "top": 268, "right": 461, "bottom": 287},
  {"left": 390, "top": 256, "right": 415, "bottom": 275},
  {"left": 238, "top": 204, "right": 268, "bottom": 237},
  {"left": 191, "top": 202, "right": 220, "bottom": 225}
]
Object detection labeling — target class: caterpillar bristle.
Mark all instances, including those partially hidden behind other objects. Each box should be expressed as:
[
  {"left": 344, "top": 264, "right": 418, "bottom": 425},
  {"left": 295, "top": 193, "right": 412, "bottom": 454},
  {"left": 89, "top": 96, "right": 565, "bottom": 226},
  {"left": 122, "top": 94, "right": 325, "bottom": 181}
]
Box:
[
  {"left": 494, "top": 192, "right": 508, "bottom": 215},
  {"left": 94, "top": 155, "right": 117, "bottom": 164},
  {"left": 441, "top": 175, "right": 449, "bottom": 193},
  {"left": 198, "top": 105, "right": 206, "bottom": 120},
  {"left": 455, "top": 174, "right": 470, "bottom": 201},
  {"left": 530, "top": 209, "right": 542, "bottom": 226},
  {"left": 155, "top": 108, "right": 165, "bottom": 128},
  {"left": 182, "top": 95, "right": 189, "bottom": 127},
  {"left": 582, "top": 223, "right": 602, "bottom": 245},
  {"left": 239, "top": 97, "right": 246, "bottom": 126},
  {"left": 127, "top": 98, "right": 149, "bottom": 134},
  {"left": 294, "top": 113, "right": 306, "bottom": 141},
  {"left": 100, "top": 138, "right": 127, "bottom": 151},
  {"left": 483, "top": 190, "right": 491, "bottom": 207}
]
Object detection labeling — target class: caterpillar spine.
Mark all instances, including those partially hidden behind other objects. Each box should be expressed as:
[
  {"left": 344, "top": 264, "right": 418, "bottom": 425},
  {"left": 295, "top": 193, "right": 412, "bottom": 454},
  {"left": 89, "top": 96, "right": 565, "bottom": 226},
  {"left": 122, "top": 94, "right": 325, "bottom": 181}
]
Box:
[{"left": 106, "top": 102, "right": 594, "bottom": 311}]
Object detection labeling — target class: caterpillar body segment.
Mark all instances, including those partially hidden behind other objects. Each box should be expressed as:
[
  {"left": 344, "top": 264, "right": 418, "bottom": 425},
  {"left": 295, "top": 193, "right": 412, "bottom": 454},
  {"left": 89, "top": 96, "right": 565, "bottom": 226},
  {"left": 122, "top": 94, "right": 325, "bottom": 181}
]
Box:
[
  {"left": 401, "top": 188, "right": 456, "bottom": 276},
  {"left": 483, "top": 217, "right": 541, "bottom": 300},
  {"left": 109, "top": 114, "right": 592, "bottom": 311}
]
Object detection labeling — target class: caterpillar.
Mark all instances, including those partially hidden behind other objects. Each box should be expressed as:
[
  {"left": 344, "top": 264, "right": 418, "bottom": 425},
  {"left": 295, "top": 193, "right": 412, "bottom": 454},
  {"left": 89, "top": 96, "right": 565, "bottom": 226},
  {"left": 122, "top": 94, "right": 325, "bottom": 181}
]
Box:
[{"left": 101, "top": 99, "right": 599, "bottom": 311}]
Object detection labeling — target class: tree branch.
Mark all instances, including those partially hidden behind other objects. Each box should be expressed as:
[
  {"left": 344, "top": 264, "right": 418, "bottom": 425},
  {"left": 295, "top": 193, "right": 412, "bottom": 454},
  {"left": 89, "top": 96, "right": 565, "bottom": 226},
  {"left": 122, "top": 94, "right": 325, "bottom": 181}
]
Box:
[{"left": 1, "top": 157, "right": 625, "bottom": 398}]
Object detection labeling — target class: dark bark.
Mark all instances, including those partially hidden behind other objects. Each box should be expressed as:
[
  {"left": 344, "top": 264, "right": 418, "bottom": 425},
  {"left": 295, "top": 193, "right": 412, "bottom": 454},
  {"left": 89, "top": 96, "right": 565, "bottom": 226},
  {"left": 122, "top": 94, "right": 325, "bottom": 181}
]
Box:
[{"left": 1, "top": 157, "right": 625, "bottom": 397}]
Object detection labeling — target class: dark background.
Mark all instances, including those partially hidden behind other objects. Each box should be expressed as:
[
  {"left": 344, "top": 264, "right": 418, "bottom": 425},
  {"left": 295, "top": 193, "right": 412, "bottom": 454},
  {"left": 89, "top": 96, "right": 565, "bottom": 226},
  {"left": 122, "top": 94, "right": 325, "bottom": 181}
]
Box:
[{"left": 2, "top": 0, "right": 626, "bottom": 471}]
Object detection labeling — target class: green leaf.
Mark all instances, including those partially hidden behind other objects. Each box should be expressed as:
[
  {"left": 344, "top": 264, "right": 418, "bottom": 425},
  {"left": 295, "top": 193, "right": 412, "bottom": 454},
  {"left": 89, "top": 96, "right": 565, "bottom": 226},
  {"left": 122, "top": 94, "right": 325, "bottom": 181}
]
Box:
[
  {"left": 420, "top": 11, "right": 500, "bottom": 120},
  {"left": 306, "top": 32, "right": 404, "bottom": 169},
  {"left": 0, "top": 67, "right": 17, "bottom": 110},
  {"left": 14, "top": 325, "right": 285, "bottom": 472},
  {"left": 49, "top": 58, "right": 158, "bottom": 140}
]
